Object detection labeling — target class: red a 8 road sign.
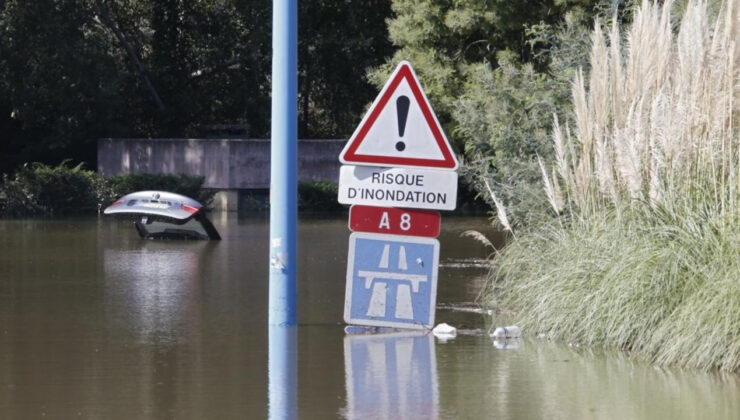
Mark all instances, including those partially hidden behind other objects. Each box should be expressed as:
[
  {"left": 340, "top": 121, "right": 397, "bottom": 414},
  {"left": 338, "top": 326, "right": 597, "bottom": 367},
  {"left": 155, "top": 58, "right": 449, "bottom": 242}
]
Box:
[{"left": 349, "top": 205, "right": 440, "bottom": 238}]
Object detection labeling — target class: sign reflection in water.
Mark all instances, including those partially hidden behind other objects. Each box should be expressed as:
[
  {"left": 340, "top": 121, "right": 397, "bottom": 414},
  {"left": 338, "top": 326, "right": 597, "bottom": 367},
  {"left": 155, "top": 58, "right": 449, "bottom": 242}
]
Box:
[{"left": 343, "top": 332, "right": 438, "bottom": 419}]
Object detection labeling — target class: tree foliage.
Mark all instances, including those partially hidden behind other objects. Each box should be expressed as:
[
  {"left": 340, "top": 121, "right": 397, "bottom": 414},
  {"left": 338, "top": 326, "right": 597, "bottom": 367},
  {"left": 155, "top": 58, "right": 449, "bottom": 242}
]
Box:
[
  {"left": 456, "top": 13, "right": 596, "bottom": 225},
  {"left": 373, "top": 0, "right": 636, "bottom": 225},
  {"left": 0, "top": 0, "right": 393, "bottom": 174},
  {"left": 298, "top": 0, "right": 393, "bottom": 138},
  {"left": 370, "top": 0, "right": 598, "bottom": 137}
]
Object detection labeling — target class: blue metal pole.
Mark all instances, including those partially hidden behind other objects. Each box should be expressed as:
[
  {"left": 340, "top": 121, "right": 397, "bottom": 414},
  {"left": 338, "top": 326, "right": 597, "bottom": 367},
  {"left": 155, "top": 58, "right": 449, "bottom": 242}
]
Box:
[{"left": 269, "top": 0, "right": 298, "bottom": 326}]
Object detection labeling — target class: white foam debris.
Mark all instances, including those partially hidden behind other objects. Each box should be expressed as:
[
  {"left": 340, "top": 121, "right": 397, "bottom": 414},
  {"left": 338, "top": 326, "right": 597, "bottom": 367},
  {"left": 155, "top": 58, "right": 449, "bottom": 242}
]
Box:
[{"left": 432, "top": 323, "right": 457, "bottom": 340}]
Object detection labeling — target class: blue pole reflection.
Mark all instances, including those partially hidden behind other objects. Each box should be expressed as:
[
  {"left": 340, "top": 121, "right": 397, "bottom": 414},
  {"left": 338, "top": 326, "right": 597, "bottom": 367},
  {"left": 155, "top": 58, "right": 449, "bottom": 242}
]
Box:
[
  {"left": 268, "top": 325, "right": 297, "bottom": 420},
  {"left": 343, "top": 332, "right": 439, "bottom": 419}
]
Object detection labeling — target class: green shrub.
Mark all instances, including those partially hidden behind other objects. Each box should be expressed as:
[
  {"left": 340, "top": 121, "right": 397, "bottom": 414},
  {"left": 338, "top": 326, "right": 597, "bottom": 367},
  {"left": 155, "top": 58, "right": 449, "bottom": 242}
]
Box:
[
  {"left": 0, "top": 161, "right": 101, "bottom": 215},
  {"left": 298, "top": 181, "right": 344, "bottom": 212},
  {"left": 454, "top": 12, "right": 593, "bottom": 227},
  {"left": 0, "top": 173, "right": 44, "bottom": 216}
]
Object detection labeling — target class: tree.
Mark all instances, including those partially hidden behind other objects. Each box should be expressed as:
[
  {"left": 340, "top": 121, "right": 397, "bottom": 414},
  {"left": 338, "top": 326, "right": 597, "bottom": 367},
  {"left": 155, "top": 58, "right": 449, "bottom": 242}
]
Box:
[
  {"left": 0, "top": 0, "right": 127, "bottom": 170},
  {"left": 372, "top": 0, "right": 638, "bottom": 225},
  {"left": 298, "top": 0, "right": 394, "bottom": 138},
  {"left": 0, "top": 0, "right": 395, "bottom": 174},
  {"left": 370, "top": 0, "right": 600, "bottom": 150}
]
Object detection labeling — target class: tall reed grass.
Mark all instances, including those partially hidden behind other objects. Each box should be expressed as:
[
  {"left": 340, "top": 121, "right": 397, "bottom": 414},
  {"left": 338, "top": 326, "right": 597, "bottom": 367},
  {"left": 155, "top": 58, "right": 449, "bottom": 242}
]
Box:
[
  {"left": 488, "top": 0, "right": 740, "bottom": 371},
  {"left": 550, "top": 0, "right": 740, "bottom": 215}
]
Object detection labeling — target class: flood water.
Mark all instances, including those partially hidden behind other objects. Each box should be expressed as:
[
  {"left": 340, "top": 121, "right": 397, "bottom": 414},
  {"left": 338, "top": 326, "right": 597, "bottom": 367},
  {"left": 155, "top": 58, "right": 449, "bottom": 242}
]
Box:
[{"left": 1, "top": 214, "right": 739, "bottom": 419}]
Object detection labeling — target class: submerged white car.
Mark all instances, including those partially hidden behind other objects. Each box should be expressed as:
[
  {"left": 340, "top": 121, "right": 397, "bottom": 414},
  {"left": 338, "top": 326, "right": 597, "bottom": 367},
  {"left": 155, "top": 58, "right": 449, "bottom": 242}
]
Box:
[{"left": 104, "top": 191, "right": 221, "bottom": 240}]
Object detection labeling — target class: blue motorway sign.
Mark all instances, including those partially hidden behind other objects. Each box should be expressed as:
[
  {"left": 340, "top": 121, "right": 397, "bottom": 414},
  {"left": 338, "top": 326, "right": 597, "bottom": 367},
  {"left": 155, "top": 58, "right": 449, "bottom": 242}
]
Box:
[{"left": 344, "top": 232, "right": 439, "bottom": 329}]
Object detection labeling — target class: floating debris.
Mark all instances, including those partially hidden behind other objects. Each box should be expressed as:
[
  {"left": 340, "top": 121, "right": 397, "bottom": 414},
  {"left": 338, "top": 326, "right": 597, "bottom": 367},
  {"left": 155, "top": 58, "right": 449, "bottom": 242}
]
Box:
[
  {"left": 436, "top": 303, "right": 493, "bottom": 315},
  {"left": 432, "top": 323, "right": 457, "bottom": 335},
  {"left": 490, "top": 326, "right": 521, "bottom": 339},
  {"left": 432, "top": 323, "right": 457, "bottom": 342},
  {"left": 344, "top": 325, "right": 402, "bottom": 335},
  {"left": 438, "top": 258, "right": 491, "bottom": 268}
]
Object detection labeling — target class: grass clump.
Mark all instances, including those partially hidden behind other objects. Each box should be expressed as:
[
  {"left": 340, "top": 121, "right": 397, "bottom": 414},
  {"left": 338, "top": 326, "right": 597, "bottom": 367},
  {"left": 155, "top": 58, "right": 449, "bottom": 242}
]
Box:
[
  {"left": 487, "top": 0, "right": 740, "bottom": 371},
  {"left": 492, "top": 204, "right": 740, "bottom": 370}
]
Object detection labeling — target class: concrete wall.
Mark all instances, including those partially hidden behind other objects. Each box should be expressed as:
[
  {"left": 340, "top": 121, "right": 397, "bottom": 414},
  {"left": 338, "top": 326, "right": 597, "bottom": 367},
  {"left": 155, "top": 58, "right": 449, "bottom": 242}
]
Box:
[{"left": 97, "top": 138, "right": 347, "bottom": 189}]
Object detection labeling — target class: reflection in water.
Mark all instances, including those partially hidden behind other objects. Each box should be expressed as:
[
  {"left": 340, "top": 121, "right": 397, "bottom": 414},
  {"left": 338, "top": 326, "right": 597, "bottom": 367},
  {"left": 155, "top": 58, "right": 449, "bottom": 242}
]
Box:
[
  {"left": 493, "top": 338, "right": 520, "bottom": 350},
  {"left": 104, "top": 247, "right": 203, "bottom": 342},
  {"left": 433, "top": 335, "right": 740, "bottom": 420},
  {"left": 343, "top": 332, "right": 438, "bottom": 419},
  {"left": 522, "top": 341, "right": 740, "bottom": 420}
]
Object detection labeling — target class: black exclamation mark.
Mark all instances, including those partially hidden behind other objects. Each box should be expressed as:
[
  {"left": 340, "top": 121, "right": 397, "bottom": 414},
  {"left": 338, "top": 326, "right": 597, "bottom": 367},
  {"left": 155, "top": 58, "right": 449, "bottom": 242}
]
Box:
[{"left": 395, "top": 96, "right": 410, "bottom": 152}]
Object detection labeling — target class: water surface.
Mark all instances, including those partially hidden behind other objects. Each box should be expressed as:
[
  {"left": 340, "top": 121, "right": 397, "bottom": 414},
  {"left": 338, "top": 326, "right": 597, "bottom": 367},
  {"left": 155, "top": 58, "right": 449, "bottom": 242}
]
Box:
[{"left": 0, "top": 215, "right": 738, "bottom": 419}]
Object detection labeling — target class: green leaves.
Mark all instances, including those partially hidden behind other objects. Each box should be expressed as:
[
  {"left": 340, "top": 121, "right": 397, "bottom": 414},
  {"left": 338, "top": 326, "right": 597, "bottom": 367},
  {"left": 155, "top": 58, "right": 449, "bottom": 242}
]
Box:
[
  {"left": 1, "top": 161, "right": 101, "bottom": 215},
  {"left": 374, "top": 0, "right": 606, "bottom": 226},
  {"left": 0, "top": 0, "right": 394, "bottom": 173}
]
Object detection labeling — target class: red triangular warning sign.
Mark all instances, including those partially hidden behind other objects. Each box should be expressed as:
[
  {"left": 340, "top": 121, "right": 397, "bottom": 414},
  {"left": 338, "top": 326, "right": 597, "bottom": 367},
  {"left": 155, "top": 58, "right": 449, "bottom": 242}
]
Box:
[{"left": 340, "top": 61, "right": 458, "bottom": 170}]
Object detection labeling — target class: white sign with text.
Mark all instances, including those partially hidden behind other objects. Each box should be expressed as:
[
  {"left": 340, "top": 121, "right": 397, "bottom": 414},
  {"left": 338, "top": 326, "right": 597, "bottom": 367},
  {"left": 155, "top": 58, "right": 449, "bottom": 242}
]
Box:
[{"left": 338, "top": 165, "right": 458, "bottom": 211}]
